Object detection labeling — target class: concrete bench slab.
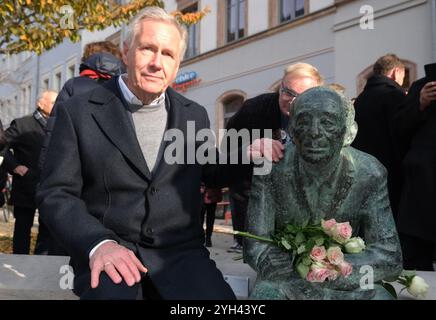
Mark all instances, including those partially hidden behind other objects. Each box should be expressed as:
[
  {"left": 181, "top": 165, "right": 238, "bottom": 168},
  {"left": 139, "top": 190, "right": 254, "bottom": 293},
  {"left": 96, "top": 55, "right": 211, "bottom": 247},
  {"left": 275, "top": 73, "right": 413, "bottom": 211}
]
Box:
[{"left": 0, "top": 253, "right": 77, "bottom": 300}]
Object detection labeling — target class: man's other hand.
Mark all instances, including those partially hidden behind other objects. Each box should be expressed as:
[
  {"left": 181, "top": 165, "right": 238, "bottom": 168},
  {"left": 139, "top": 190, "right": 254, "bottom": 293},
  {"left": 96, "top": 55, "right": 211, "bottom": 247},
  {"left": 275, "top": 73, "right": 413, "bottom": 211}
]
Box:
[
  {"left": 13, "top": 165, "right": 29, "bottom": 176},
  {"left": 247, "top": 138, "right": 284, "bottom": 163},
  {"left": 89, "top": 241, "right": 148, "bottom": 288}
]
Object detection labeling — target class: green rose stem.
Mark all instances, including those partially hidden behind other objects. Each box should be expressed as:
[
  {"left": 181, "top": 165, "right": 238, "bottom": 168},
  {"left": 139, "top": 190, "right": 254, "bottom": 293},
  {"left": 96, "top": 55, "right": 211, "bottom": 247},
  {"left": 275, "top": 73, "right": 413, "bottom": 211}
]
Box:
[{"left": 235, "top": 231, "right": 275, "bottom": 244}]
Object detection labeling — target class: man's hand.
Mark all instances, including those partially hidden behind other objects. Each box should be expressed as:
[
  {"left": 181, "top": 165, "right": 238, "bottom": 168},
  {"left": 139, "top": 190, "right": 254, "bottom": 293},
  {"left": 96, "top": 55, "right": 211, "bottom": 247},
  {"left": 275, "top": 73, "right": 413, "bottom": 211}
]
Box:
[
  {"left": 419, "top": 81, "right": 436, "bottom": 111},
  {"left": 13, "top": 165, "right": 29, "bottom": 176},
  {"left": 247, "top": 138, "right": 284, "bottom": 163},
  {"left": 89, "top": 241, "right": 148, "bottom": 288}
]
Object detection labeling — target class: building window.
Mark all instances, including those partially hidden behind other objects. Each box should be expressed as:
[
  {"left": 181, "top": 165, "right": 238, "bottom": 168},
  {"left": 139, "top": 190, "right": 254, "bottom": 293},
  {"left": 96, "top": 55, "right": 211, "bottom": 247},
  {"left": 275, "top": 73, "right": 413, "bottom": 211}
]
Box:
[
  {"left": 223, "top": 95, "right": 244, "bottom": 128},
  {"left": 227, "top": 0, "right": 246, "bottom": 43},
  {"left": 43, "top": 78, "right": 49, "bottom": 90},
  {"left": 280, "top": 0, "right": 305, "bottom": 23},
  {"left": 54, "top": 72, "right": 62, "bottom": 92},
  {"left": 216, "top": 90, "right": 246, "bottom": 144},
  {"left": 67, "top": 64, "right": 75, "bottom": 80},
  {"left": 21, "top": 88, "right": 26, "bottom": 114},
  {"left": 182, "top": 3, "right": 199, "bottom": 59},
  {"left": 26, "top": 85, "right": 31, "bottom": 113}
]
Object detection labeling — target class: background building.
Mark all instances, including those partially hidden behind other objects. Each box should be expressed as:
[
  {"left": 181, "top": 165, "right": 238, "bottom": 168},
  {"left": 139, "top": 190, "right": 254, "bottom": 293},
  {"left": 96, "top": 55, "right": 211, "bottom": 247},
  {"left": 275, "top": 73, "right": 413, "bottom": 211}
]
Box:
[{"left": 0, "top": 0, "right": 434, "bottom": 137}]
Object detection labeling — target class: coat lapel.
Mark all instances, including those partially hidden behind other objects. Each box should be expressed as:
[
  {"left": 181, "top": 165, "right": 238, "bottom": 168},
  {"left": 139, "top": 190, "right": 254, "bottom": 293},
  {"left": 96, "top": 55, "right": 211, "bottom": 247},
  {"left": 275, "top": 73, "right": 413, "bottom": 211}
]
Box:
[
  {"left": 152, "top": 87, "right": 190, "bottom": 181},
  {"left": 89, "top": 78, "right": 152, "bottom": 180}
]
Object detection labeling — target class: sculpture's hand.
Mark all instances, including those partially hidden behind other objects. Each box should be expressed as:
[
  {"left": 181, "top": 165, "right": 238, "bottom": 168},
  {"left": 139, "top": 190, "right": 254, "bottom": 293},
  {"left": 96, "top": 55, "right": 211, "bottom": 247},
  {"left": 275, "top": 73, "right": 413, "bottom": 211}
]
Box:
[{"left": 258, "top": 246, "right": 293, "bottom": 280}]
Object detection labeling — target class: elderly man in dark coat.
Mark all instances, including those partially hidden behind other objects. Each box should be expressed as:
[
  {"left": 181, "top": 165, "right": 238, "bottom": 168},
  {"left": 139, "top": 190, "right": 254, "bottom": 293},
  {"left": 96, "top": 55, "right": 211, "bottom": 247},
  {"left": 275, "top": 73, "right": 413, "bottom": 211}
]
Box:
[
  {"left": 36, "top": 7, "right": 249, "bottom": 300},
  {"left": 3, "top": 90, "right": 57, "bottom": 254}
]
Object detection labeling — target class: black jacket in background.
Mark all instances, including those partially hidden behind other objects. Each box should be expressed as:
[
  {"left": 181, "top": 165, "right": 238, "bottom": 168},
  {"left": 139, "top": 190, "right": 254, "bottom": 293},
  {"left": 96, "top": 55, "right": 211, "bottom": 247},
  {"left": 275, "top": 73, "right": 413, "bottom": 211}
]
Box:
[
  {"left": 351, "top": 75, "right": 406, "bottom": 218},
  {"left": 0, "top": 119, "right": 8, "bottom": 207},
  {"left": 39, "top": 53, "right": 125, "bottom": 172},
  {"left": 225, "top": 92, "right": 282, "bottom": 198},
  {"left": 55, "top": 52, "right": 125, "bottom": 104},
  {"left": 393, "top": 77, "right": 436, "bottom": 243},
  {"left": 3, "top": 114, "right": 45, "bottom": 208}
]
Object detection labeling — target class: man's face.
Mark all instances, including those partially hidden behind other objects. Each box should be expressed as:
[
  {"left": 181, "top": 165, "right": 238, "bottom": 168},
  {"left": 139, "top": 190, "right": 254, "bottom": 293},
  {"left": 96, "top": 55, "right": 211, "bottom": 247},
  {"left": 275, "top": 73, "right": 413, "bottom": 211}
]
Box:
[
  {"left": 293, "top": 99, "right": 346, "bottom": 165},
  {"left": 38, "top": 91, "right": 58, "bottom": 117},
  {"left": 122, "top": 19, "right": 181, "bottom": 100},
  {"left": 279, "top": 75, "right": 319, "bottom": 116}
]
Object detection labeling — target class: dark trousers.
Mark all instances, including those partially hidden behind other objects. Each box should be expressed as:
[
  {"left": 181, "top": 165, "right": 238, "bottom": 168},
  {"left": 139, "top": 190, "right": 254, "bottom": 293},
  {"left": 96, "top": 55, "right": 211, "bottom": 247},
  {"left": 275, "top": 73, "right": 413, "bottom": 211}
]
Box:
[
  {"left": 74, "top": 245, "right": 236, "bottom": 300},
  {"left": 13, "top": 206, "right": 50, "bottom": 255},
  {"left": 400, "top": 233, "right": 435, "bottom": 271},
  {"left": 229, "top": 196, "right": 248, "bottom": 246},
  {"left": 77, "top": 272, "right": 161, "bottom": 300},
  {"left": 200, "top": 203, "right": 217, "bottom": 240}
]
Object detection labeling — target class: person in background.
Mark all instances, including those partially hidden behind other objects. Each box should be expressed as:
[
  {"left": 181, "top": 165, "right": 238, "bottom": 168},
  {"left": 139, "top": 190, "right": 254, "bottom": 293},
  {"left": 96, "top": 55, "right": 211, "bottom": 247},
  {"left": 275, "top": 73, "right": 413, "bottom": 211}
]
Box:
[
  {"left": 224, "top": 62, "right": 324, "bottom": 252},
  {"left": 0, "top": 119, "right": 8, "bottom": 209},
  {"left": 200, "top": 185, "right": 222, "bottom": 247},
  {"left": 352, "top": 54, "right": 407, "bottom": 220},
  {"left": 393, "top": 71, "right": 436, "bottom": 271},
  {"left": 2, "top": 90, "right": 58, "bottom": 254},
  {"left": 55, "top": 41, "right": 125, "bottom": 103},
  {"left": 328, "top": 83, "right": 347, "bottom": 95}
]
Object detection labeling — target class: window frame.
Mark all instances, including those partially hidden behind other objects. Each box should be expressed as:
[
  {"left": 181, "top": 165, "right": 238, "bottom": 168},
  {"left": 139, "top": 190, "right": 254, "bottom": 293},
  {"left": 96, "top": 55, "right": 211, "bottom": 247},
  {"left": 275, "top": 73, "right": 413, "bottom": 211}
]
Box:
[
  {"left": 269, "top": 0, "right": 308, "bottom": 28},
  {"left": 177, "top": 0, "right": 201, "bottom": 60}
]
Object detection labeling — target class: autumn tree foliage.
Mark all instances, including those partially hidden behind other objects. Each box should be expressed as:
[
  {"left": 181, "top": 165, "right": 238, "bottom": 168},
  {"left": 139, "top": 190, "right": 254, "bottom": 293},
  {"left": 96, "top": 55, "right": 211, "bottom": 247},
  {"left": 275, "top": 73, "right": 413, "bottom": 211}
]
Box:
[{"left": 0, "top": 0, "right": 209, "bottom": 55}]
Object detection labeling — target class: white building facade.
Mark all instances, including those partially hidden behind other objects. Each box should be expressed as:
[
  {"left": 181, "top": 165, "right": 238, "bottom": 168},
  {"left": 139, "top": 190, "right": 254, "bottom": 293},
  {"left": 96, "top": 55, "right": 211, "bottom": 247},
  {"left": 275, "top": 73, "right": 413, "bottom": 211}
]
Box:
[
  {"left": 0, "top": 0, "right": 434, "bottom": 135},
  {"left": 0, "top": 26, "right": 120, "bottom": 126}
]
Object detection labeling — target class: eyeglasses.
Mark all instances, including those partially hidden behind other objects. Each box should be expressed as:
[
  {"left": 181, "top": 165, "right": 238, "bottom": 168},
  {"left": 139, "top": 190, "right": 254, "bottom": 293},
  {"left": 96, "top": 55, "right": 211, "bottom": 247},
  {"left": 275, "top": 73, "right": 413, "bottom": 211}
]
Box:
[{"left": 280, "top": 84, "right": 299, "bottom": 99}]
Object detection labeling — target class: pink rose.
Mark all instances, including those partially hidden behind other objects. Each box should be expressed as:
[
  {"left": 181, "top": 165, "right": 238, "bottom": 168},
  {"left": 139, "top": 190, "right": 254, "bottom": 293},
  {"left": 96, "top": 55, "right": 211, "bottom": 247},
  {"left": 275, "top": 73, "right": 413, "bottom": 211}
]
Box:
[
  {"left": 321, "top": 219, "right": 337, "bottom": 235},
  {"left": 306, "top": 271, "right": 316, "bottom": 282},
  {"left": 338, "top": 261, "right": 353, "bottom": 277},
  {"left": 327, "top": 268, "right": 340, "bottom": 281},
  {"left": 310, "top": 246, "right": 327, "bottom": 262},
  {"left": 331, "top": 222, "right": 352, "bottom": 244},
  {"left": 307, "top": 264, "right": 331, "bottom": 283},
  {"left": 326, "top": 246, "right": 344, "bottom": 265}
]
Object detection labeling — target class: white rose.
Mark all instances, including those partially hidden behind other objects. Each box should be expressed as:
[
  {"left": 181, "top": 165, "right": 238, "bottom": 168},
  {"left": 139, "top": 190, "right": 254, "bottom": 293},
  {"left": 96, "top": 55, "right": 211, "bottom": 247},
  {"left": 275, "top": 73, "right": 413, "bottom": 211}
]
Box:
[
  {"left": 407, "top": 276, "right": 429, "bottom": 298},
  {"left": 344, "top": 237, "right": 366, "bottom": 253}
]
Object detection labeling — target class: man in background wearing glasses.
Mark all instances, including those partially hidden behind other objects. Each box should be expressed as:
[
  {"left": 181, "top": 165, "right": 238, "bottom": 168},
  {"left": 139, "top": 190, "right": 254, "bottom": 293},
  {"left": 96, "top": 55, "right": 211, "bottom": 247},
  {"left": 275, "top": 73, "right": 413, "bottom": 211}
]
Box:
[{"left": 224, "top": 62, "right": 323, "bottom": 252}]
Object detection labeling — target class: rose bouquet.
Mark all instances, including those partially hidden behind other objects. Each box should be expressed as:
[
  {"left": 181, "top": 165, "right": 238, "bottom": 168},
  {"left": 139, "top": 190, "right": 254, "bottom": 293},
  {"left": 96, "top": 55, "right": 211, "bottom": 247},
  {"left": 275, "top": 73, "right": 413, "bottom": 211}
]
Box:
[{"left": 236, "top": 218, "right": 365, "bottom": 283}]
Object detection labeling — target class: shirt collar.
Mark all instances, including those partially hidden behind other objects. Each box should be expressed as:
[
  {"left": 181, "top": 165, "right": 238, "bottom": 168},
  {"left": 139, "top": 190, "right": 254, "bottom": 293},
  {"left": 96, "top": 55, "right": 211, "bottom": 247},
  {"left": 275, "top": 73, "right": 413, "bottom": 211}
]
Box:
[{"left": 118, "top": 74, "right": 165, "bottom": 112}]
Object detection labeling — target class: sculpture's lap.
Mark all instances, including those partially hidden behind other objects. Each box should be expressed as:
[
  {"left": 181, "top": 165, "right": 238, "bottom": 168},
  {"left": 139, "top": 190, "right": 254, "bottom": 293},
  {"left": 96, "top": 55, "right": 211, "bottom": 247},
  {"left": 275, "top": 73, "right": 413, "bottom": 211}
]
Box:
[{"left": 250, "top": 280, "right": 395, "bottom": 300}]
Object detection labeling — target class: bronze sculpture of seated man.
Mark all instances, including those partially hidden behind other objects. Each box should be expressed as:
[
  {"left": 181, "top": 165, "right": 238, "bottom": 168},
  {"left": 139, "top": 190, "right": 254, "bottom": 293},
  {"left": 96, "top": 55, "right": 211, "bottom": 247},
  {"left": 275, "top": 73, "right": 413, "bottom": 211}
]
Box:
[{"left": 244, "top": 87, "right": 403, "bottom": 300}]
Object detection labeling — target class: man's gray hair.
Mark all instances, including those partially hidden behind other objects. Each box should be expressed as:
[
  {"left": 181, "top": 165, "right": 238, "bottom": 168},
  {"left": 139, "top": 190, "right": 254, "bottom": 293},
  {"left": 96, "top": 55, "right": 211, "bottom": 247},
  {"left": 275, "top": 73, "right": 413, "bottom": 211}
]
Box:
[
  {"left": 124, "top": 6, "right": 188, "bottom": 60},
  {"left": 36, "top": 90, "right": 57, "bottom": 103}
]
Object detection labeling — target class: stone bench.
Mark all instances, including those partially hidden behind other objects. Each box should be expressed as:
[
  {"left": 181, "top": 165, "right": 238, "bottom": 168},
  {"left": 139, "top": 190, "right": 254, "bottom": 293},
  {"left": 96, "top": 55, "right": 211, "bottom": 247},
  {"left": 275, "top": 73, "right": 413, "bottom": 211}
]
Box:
[
  {"left": 0, "top": 254, "right": 77, "bottom": 300},
  {"left": 1, "top": 252, "right": 435, "bottom": 300}
]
